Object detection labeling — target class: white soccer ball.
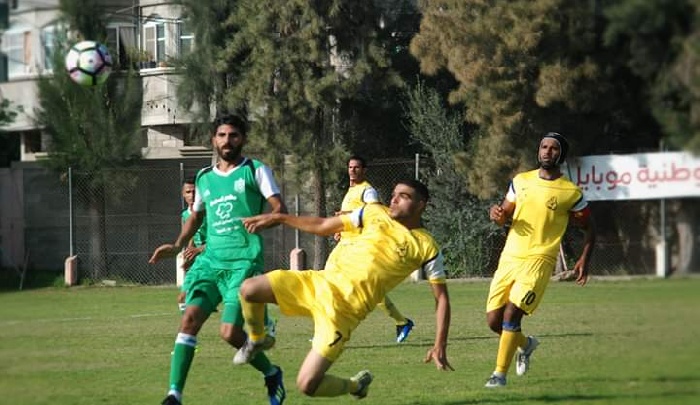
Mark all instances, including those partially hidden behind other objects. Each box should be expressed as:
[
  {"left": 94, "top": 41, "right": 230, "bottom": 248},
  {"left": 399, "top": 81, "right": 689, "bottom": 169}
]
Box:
[{"left": 64, "top": 40, "right": 113, "bottom": 86}]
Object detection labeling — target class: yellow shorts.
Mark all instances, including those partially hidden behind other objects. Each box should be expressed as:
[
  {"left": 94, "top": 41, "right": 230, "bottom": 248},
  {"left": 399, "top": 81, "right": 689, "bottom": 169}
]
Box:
[
  {"left": 485, "top": 257, "right": 555, "bottom": 315},
  {"left": 266, "top": 269, "right": 360, "bottom": 362}
]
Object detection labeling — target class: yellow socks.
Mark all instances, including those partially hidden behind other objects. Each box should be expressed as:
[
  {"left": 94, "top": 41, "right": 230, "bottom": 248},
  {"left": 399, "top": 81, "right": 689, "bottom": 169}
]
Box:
[
  {"left": 495, "top": 330, "right": 527, "bottom": 373},
  {"left": 311, "top": 374, "right": 353, "bottom": 397},
  {"left": 377, "top": 295, "right": 407, "bottom": 324},
  {"left": 240, "top": 298, "right": 266, "bottom": 341}
]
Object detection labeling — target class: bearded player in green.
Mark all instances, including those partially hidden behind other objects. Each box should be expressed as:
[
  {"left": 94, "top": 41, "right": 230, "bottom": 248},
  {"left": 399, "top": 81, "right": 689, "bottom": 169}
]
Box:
[{"left": 150, "top": 114, "right": 288, "bottom": 405}]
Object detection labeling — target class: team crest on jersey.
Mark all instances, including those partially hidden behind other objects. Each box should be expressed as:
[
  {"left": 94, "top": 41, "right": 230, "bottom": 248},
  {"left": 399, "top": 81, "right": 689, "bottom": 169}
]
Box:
[
  {"left": 216, "top": 202, "right": 234, "bottom": 219},
  {"left": 546, "top": 196, "right": 558, "bottom": 211},
  {"left": 234, "top": 178, "right": 246, "bottom": 194},
  {"left": 396, "top": 241, "right": 408, "bottom": 262}
]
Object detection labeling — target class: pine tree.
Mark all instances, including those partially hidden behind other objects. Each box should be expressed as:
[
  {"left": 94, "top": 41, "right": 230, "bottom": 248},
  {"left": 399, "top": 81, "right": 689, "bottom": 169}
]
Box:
[
  {"left": 410, "top": 0, "right": 664, "bottom": 198},
  {"left": 221, "top": 0, "right": 400, "bottom": 267},
  {"left": 175, "top": 0, "right": 238, "bottom": 139},
  {"left": 35, "top": 0, "right": 143, "bottom": 280}
]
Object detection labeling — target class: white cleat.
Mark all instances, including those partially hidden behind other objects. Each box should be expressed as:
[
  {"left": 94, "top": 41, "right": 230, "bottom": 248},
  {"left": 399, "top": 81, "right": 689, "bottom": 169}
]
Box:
[
  {"left": 515, "top": 336, "right": 539, "bottom": 376},
  {"left": 233, "top": 335, "right": 275, "bottom": 365}
]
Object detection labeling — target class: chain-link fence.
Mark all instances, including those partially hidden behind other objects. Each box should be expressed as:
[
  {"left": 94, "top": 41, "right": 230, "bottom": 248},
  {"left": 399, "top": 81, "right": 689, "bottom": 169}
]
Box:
[{"left": 5, "top": 157, "right": 698, "bottom": 285}]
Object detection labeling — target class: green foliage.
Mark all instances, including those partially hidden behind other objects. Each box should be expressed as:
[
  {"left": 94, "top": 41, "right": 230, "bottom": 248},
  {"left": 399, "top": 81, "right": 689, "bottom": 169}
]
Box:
[
  {"left": 0, "top": 98, "right": 22, "bottom": 127},
  {"left": 35, "top": 3, "right": 143, "bottom": 184},
  {"left": 59, "top": 0, "right": 108, "bottom": 43},
  {"left": 410, "top": 0, "right": 669, "bottom": 198},
  {"left": 604, "top": 0, "right": 700, "bottom": 154},
  {"left": 174, "top": 0, "right": 238, "bottom": 141},
  {"left": 403, "top": 81, "right": 495, "bottom": 276},
  {"left": 223, "top": 1, "right": 401, "bottom": 179}
]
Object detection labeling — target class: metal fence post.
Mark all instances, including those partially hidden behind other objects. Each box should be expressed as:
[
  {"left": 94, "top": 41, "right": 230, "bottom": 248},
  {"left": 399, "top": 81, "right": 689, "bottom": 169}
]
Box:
[
  {"left": 68, "top": 166, "right": 73, "bottom": 257},
  {"left": 414, "top": 153, "right": 419, "bottom": 180},
  {"left": 411, "top": 153, "right": 425, "bottom": 281}
]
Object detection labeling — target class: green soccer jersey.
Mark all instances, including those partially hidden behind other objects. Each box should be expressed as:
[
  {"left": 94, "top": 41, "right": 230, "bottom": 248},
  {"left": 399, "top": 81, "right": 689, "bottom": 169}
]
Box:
[
  {"left": 181, "top": 208, "right": 206, "bottom": 247},
  {"left": 193, "top": 158, "right": 279, "bottom": 268}
]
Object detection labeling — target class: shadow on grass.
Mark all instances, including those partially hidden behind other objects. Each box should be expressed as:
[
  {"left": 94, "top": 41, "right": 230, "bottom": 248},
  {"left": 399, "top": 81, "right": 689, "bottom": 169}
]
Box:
[
  {"left": 0, "top": 268, "right": 62, "bottom": 292},
  {"left": 348, "top": 332, "right": 595, "bottom": 350}
]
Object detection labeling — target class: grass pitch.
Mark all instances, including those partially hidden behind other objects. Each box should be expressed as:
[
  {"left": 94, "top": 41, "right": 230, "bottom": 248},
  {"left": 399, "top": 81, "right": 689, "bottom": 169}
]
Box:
[{"left": 0, "top": 277, "right": 698, "bottom": 405}]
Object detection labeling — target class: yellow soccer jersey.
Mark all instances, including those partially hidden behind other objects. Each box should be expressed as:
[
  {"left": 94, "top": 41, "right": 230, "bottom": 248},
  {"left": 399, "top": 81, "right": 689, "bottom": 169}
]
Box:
[
  {"left": 501, "top": 169, "right": 587, "bottom": 261},
  {"left": 323, "top": 203, "right": 446, "bottom": 318},
  {"left": 339, "top": 181, "right": 379, "bottom": 239}
]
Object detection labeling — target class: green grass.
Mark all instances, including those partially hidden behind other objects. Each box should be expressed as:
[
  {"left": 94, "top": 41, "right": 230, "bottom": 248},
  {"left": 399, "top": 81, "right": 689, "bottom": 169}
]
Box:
[{"left": 0, "top": 278, "right": 699, "bottom": 405}]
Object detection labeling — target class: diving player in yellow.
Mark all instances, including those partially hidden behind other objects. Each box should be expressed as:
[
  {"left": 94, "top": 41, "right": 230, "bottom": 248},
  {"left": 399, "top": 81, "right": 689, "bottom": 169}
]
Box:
[
  {"left": 334, "top": 155, "right": 414, "bottom": 343},
  {"left": 234, "top": 179, "right": 453, "bottom": 400},
  {"left": 484, "top": 132, "right": 596, "bottom": 388}
]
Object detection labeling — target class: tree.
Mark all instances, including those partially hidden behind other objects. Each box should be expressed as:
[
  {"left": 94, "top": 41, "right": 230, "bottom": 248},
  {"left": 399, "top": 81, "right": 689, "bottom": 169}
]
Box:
[
  {"left": 34, "top": 0, "right": 143, "bottom": 280},
  {"left": 223, "top": 0, "right": 402, "bottom": 267},
  {"left": 603, "top": 0, "right": 699, "bottom": 275},
  {"left": 603, "top": 0, "right": 698, "bottom": 153},
  {"left": 403, "top": 80, "right": 495, "bottom": 275},
  {"left": 410, "top": 0, "right": 663, "bottom": 198},
  {"left": 175, "top": 0, "right": 239, "bottom": 139}
]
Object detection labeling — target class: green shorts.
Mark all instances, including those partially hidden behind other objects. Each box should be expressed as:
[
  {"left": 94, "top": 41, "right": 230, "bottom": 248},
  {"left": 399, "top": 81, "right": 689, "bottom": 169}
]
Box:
[{"left": 184, "top": 253, "right": 263, "bottom": 326}]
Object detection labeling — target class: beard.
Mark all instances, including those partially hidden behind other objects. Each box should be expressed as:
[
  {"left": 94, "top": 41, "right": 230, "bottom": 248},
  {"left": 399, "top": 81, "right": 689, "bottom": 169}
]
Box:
[
  {"left": 219, "top": 146, "right": 242, "bottom": 162},
  {"left": 538, "top": 156, "right": 557, "bottom": 170}
]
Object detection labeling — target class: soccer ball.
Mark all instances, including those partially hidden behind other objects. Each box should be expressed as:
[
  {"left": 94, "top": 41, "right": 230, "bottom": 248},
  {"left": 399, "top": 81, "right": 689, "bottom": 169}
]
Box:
[{"left": 64, "top": 40, "right": 113, "bottom": 86}]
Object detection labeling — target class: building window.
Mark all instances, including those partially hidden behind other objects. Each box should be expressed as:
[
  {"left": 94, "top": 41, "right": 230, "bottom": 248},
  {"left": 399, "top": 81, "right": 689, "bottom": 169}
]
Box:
[
  {"left": 178, "top": 19, "right": 194, "bottom": 57},
  {"left": 23, "top": 130, "right": 42, "bottom": 154},
  {"left": 143, "top": 19, "right": 166, "bottom": 66},
  {"left": 2, "top": 28, "right": 31, "bottom": 78},
  {"left": 106, "top": 23, "right": 137, "bottom": 67},
  {"left": 41, "top": 25, "right": 57, "bottom": 72}
]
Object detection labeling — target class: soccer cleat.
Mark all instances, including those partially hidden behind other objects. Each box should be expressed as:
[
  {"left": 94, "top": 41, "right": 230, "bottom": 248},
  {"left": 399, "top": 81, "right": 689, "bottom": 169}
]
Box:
[
  {"left": 395, "top": 318, "right": 415, "bottom": 343},
  {"left": 515, "top": 336, "right": 539, "bottom": 376},
  {"left": 160, "top": 394, "right": 181, "bottom": 405},
  {"left": 233, "top": 335, "right": 275, "bottom": 365},
  {"left": 484, "top": 373, "right": 506, "bottom": 388},
  {"left": 264, "top": 366, "right": 286, "bottom": 405},
  {"left": 350, "top": 370, "right": 373, "bottom": 399}
]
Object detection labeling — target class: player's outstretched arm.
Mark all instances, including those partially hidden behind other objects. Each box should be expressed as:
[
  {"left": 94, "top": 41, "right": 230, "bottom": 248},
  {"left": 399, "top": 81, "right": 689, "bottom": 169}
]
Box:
[
  {"left": 243, "top": 213, "right": 344, "bottom": 236},
  {"left": 149, "top": 211, "right": 205, "bottom": 264},
  {"left": 423, "top": 282, "right": 454, "bottom": 371}
]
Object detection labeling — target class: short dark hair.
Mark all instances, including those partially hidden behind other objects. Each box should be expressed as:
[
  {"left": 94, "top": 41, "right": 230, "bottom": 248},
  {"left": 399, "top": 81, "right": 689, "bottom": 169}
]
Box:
[
  {"left": 212, "top": 114, "right": 248, "bottom": 136},
  {"left": 183, "top": 175, "right": 196, "bottom": 186},
  {"left": 348, "top": 155, "right": 367, "bottom": 168},
  {"left": 397, "top": 179, "right": 430, "bottom": 202}
]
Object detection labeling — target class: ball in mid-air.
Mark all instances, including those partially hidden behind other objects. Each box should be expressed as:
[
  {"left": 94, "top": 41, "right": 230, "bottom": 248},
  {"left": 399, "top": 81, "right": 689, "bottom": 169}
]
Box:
[{"left": 64, "top": 40, "right": 113, "bottom": 86}]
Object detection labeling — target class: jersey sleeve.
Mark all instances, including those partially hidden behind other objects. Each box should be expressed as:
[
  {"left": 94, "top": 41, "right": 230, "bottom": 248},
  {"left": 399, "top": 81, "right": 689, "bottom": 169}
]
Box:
[
  {"left": 340, "top": 206, "right": 365, "bottom": 231},
  {"left": 193, "top": 185, "right": 205, "bottom": 212},
  {"left": 361, "top": 186, "right": 379, "bottom": 203},
  {"left": 505, "top": 180, "right": 516, "bottom": 203},
  {"left": 423, "top": 251, "right": 447, "bottom": 284},
  {"left": 570, "top": 191, "right": 588, "bottom": 212},
  {"left": 255, "top": 163, "right": 281, "bottom": 199}
]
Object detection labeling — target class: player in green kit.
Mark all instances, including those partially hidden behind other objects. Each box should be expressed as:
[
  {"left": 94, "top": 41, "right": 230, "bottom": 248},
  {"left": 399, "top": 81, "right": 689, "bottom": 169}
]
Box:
[
  {"left": 176, "top": 179, "right": 206, "bottom": 312},
  {"left": 150, "top": 114, "right": 288, "bottom": 405}
]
